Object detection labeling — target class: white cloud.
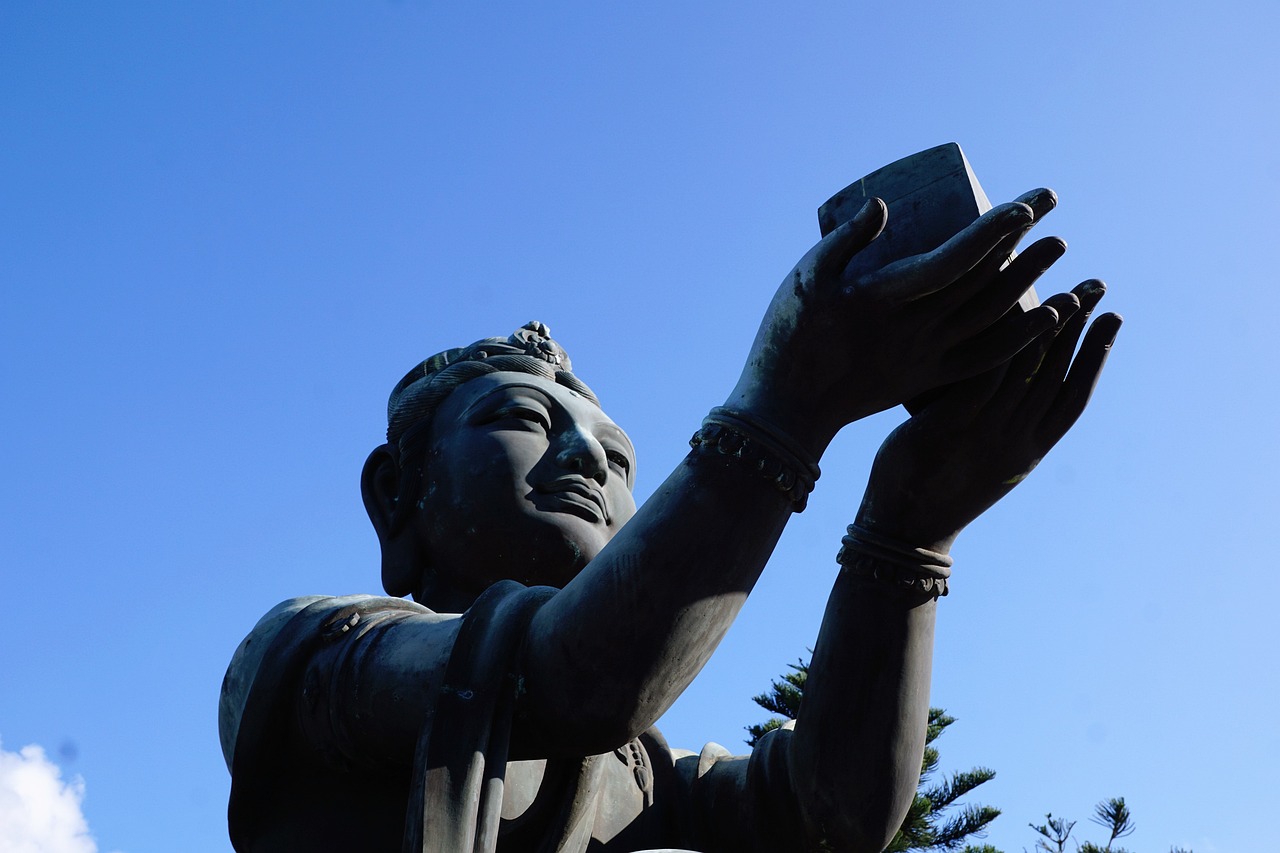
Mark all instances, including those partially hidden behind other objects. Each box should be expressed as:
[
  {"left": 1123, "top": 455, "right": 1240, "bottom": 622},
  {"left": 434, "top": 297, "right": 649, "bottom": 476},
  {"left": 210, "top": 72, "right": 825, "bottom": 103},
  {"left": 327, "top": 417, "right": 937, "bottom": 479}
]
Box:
[{"left": 0, "top": 738, "right": 99, "bottom": 853}]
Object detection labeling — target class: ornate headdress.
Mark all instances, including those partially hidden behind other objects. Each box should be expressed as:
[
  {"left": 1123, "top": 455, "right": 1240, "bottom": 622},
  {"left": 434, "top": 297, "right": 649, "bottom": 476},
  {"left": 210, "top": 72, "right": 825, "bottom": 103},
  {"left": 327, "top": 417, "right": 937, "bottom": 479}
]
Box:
[{"left": 387, "top": 321, "right": 586, "bottom": 446}]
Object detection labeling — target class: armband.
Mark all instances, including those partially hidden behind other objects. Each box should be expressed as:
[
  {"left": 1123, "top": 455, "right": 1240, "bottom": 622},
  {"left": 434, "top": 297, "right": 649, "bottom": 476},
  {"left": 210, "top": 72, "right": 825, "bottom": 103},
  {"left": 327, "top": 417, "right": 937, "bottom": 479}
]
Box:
[
  {"left": 689, "top": 407, "right": 820, "bottom": 512},
  {"left": 837, "top": 524, "right": 952, "bottom": 598}
]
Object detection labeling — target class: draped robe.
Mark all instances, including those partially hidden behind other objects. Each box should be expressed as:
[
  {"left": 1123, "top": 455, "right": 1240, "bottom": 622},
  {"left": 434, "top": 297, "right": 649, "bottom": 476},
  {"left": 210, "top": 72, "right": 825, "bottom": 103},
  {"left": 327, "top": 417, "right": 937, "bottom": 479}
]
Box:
[{"left": 220, "top": 582, "right": 806, "bottom": 852}]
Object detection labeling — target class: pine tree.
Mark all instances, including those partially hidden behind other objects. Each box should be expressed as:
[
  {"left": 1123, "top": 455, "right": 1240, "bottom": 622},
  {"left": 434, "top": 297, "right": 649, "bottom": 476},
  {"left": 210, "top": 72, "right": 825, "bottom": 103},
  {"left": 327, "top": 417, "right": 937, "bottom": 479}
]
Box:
[
  {"left": 745, "top": 657, "right": 806, "bottom": 747},
  {"left": 1029, "top": 813, "right": 1076, "bottom": 852},
  {"left": 747, "top": 659, "right": 999, "bottom": 852},
  {"left": 1078, "top": 797, "right": 1136, "bottom": 853},
  {"left": 750, "top": 661, "right": 1191, "bottom": 853},
  {"left": 1031, "top": 798, "right": 1186, "bottom": 853}
]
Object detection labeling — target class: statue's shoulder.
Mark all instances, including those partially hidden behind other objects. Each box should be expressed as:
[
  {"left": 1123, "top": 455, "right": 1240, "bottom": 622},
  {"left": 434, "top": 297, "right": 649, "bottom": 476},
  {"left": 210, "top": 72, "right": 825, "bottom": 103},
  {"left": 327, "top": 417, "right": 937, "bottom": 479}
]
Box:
[{"left": 218, "top": 594, "right": 432, "bottom": 769}]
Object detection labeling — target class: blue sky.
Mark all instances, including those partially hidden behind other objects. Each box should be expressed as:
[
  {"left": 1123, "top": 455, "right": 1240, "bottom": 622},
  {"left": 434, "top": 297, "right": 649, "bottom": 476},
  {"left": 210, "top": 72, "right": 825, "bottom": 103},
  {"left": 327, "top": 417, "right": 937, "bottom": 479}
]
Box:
[{"left": 2, "top": 3, "right": 1275, "bottom": 851}]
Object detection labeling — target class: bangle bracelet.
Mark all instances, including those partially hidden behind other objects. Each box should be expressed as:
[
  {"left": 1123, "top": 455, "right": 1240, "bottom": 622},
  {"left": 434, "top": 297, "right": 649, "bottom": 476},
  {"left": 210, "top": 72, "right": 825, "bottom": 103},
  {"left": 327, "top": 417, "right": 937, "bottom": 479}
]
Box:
[
  {"left": 689, "top": 408, "right": 820, "bottom": 512},
  {"left": 837, "top": 524, "right": 952, "bottom": 598}
]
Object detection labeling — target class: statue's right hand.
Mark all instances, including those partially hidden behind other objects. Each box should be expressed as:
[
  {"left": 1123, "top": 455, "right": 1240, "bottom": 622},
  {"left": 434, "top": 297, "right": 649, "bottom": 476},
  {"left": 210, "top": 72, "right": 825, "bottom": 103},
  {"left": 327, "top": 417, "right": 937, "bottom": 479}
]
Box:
[{"left": 725, "top": 189, "right": 1068, "bottom": 456}]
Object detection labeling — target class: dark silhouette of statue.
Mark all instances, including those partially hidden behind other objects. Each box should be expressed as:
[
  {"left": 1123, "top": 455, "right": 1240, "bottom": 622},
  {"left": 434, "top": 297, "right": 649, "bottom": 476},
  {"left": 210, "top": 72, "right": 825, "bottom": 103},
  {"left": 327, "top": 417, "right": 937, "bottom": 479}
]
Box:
[{"left": 219, "top": 147, "right": 1122, "bottom": 852}]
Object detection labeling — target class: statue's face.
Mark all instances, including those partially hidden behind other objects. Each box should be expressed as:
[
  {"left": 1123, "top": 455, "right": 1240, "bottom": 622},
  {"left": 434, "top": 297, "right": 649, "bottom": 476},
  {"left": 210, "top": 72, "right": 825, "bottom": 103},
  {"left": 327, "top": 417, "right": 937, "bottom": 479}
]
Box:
[{"left": 412, "top": 371, "right": 637, "bottom": 596}]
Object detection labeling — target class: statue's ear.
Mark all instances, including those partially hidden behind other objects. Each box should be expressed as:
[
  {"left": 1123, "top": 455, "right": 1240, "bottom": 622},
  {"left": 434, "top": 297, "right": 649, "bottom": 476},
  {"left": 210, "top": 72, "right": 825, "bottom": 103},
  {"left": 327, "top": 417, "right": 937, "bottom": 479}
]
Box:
[{"left": 362, "top": 444, "right": 421, "bottom": 597}]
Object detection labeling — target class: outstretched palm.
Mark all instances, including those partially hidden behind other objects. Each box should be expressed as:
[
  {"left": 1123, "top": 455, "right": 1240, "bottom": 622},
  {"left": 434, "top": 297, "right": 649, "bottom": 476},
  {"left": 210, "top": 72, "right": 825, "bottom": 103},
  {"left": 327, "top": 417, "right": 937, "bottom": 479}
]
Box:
[{"left": 855, "top": 280, "right": 1123, "bottom": 553}]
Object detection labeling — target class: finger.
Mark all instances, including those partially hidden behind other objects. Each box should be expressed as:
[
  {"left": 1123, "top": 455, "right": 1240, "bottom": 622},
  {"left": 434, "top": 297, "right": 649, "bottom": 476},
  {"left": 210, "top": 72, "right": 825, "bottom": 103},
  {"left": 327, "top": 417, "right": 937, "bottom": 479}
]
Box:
[
  {"left": 923, "top": 189, "right": 1059, "bottom": 316},
  {"left": 813, "top": 197, "right": 888, "bottom": 283},
  {"left": 1038, "top": 312, "right": 1123, "bottom": 444},
  {"left": 937, "top": 236, "right": 1067, "bottom": 338},
  {"left": 944, "top": 302, "right": 1061, "bottom": 382},
  {"left": 937, "top": 188, "right": 1059, "bottom": 308},
  {"left": 1014, "top": 187, "right": 1058, "bottom": 222},
  {"left": 941, "top": 189, "right": 1058, "bottom": 311},
  {"left": 937, "top": 188, "right": 1059, "bottom": 309},
  {"left": 860, "top": 201, "right": 1034, "bottom": 303},
  {"left": 1023, "top": 280, "right": 1106, "bottom": 415},
  {"left": 984, "top": 292, "right": 1081, "bottom": 419},
  {"left": 948, "top": 223, "right": 1037, "bottom": 302}
]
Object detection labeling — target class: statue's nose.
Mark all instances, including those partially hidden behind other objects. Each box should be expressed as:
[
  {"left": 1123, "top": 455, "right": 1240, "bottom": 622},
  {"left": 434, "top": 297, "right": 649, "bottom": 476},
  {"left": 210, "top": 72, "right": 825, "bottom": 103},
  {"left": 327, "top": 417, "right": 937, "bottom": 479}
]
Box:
[{"left": 555, "top": 427, "right": 608, "bottom": 485}]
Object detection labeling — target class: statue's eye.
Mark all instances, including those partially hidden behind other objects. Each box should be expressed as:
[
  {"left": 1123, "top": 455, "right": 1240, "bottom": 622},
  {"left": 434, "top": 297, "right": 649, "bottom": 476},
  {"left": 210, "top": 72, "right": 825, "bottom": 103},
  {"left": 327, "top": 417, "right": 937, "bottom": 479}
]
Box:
[
  {"left": 488, "top": 406, "right": 550, "bottom": 431},
  {"left": 606, "top": 450, "right": 631, "bottom": 475}
]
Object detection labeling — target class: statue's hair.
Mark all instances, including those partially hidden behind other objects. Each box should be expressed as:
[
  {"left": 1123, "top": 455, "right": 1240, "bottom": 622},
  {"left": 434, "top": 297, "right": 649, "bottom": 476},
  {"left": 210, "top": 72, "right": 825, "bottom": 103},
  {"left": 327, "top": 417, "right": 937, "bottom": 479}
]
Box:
[
  {"left": 390, "top": 354, "right": 598, "bottom": 458},
  {"left": 387, "top": 321, "right": 598, "bottom": 456}
]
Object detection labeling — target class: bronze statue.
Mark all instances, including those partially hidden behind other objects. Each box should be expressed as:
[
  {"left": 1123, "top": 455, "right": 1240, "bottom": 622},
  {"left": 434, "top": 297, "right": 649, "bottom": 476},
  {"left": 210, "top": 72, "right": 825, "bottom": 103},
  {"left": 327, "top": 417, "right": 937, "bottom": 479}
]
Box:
[{"left": 220, "top": 147, "right": 1121, "bottom": 852}]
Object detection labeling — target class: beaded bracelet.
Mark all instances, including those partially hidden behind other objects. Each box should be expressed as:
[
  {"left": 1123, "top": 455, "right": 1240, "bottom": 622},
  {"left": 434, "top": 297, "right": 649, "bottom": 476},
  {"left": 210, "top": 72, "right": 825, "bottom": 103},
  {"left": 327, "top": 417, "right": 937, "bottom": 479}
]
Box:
[
  {"left": 688, "top": 407, "right": 820, "bottom": 512},
  {"left": 837, "top": 524, "right": 952, "bottom": 598}
]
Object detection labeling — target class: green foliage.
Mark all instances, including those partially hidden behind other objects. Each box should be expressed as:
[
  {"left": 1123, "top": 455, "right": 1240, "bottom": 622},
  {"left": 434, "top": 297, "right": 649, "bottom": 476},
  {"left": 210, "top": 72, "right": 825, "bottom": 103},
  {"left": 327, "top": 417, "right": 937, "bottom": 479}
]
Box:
[
  {"left": 1091, "top": 797, "right": 1136, "bottom": 851},
  {"left": 750, "top": 659, "right": 1189, "bottom": 853},
  {"left": 748, "top": 660, "right": 999, "bottom": 852},
  {"left": 1032, "top": 798, "right": 1184, "bottom": 853},
  {"left": 745, "top": 657, "right": 806, "bottom": 747},
  {"left": 884, "top": 708, "right": 999, "bottom": 852},
  {"left": 1029, "top": 813, "right": 1075, "bottom": 852}
]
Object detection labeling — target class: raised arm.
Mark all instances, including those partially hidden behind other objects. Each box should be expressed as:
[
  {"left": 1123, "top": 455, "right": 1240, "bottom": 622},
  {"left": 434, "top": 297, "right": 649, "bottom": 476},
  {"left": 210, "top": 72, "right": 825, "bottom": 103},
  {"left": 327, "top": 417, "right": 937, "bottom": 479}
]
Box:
[
  {"left": 790, "top": 279, "right": 1122, "bottom": 851},
  {"left": 518, "top": 191, "right": 1068, "bottom": 755}
]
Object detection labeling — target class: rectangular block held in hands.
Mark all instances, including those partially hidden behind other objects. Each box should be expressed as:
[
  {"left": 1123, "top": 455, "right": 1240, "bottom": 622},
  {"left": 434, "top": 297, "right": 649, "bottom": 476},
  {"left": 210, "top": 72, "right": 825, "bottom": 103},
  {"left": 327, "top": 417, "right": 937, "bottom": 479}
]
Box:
[{"left": 818, "top": 142, "right": 1038, "bottom": 312}]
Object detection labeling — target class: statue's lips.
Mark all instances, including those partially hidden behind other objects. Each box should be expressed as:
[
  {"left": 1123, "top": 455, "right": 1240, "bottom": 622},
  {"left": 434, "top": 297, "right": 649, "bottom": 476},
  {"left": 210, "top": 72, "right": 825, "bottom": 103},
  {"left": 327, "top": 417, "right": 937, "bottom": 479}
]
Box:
[{"left": 533, "top": 478, "right": 609, "bottom": 524}]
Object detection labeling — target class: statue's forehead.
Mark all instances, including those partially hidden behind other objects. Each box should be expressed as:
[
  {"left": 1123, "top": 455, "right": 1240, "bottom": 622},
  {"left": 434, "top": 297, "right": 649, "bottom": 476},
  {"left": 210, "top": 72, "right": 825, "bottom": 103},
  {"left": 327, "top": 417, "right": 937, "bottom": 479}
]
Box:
[
  {"left": 453, "top": 370, "right": 564, "bottom": 400},
  {"left": 446, "top": 372, "right": 611, "bottom": 422}
]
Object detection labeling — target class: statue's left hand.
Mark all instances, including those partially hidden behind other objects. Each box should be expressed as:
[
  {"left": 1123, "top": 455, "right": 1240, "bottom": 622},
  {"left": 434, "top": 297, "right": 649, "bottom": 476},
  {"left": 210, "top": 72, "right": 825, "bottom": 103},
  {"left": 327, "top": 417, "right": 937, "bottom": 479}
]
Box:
[{"left": 853, "top": 281, "right": 1123, "bottom": 554}]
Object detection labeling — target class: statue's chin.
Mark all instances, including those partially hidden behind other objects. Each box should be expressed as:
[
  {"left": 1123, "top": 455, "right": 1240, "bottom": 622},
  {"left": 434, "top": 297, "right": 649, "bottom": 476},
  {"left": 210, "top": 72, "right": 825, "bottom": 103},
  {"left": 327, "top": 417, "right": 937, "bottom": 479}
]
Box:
[
  {"left": 427, "top": 516, "right": 604, "bottom": 606},
  {"left": 507, "top": 522, "right": 596, "bottom": 589}
]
